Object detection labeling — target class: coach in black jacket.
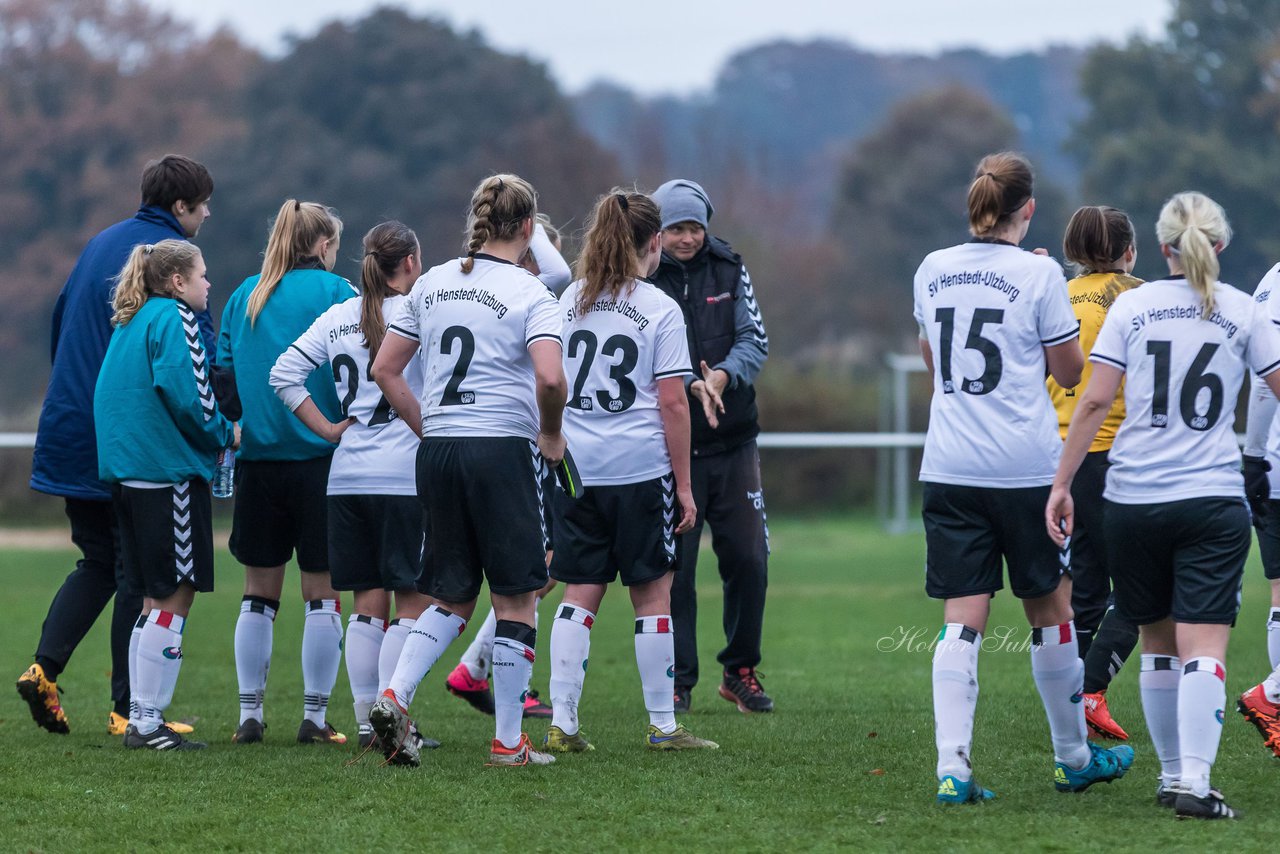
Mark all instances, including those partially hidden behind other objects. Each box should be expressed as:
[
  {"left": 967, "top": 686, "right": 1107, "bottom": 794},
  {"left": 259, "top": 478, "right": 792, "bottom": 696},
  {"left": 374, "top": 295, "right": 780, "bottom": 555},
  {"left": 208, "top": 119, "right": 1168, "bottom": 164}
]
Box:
[{"left": 651, "top": 179, "right": 773, "bottom": 714}]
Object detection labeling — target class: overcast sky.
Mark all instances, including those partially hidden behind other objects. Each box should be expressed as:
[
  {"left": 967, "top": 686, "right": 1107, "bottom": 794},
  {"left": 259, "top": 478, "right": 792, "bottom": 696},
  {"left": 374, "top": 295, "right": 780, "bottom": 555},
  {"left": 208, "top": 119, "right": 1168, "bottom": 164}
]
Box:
[{"left": 147, "top": 0, "right": 1173, "bottom": 95}]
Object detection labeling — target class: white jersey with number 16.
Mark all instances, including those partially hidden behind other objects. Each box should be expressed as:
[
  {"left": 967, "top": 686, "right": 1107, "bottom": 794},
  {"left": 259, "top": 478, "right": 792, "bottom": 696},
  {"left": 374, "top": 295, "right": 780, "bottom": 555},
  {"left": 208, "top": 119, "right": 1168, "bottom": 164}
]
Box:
[
  {"left": 387, "top": 255, "right": 562, "bottom": 440},
  {"left": 913, "top": 241, "right": 1079, "bottom": 488},
  {"left": 1092, "top": 276, "right": 1280, "bottom": 503}
]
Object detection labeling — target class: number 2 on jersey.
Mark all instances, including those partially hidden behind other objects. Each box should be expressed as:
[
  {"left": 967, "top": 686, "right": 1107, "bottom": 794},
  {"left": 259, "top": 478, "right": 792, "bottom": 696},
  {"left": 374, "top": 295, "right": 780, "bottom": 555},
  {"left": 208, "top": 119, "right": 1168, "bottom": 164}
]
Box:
[
  {"left": 332, "top": 354, "right": 395, "bottom": 426},
  {"left": 439, "top": 325, "right": 476, "bottom": 405},
  {"left": 935, "top": 307, "right": 1004, "bottom": 395},
  {"left": 1146, "top": 339, "right": 1222, "bottom": 431}
]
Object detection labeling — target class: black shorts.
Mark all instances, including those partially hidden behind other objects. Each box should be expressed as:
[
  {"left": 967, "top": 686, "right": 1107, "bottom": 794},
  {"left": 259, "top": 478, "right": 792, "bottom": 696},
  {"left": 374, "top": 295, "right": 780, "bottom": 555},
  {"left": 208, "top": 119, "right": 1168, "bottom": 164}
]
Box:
[
  {"left": 1104, "top": 497, "right": 1249, "bottom": 625},
  {"left": 922, "top": 481, "right": 1066, "bottom": 600},
  {"left": 114, "top": 481, "right": 214, "bottom": 599},
  {"left": 328, "top": 495, "right": 424, "bottom": 592},
  {"left": 416, "top": 437, "right": 549, "bottom": 603},
  {"left": 549, "top": 474, "right": 677, "bottom": 587},
  {"left": 1254, "top": 499, "right": 1280, "bottom": 581},
  {"left": 229, "top": 456, "right": 331, "bottom": 572}
]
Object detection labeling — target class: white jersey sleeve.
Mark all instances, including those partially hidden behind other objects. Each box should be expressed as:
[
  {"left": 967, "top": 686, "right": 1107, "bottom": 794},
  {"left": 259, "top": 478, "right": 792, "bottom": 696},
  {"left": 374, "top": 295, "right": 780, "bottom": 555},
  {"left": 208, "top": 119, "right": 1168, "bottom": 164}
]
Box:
[
  {"left": 269, "top": 307, "right": 334, "bottom": 413},
  {"left": 1100, "top": 278, "right": 1260, "bottom": 503},
  {"left": 560, "top": 280, "right": 692, "bottom": 485},
  {"left": 1248, "top": 267, "right": 1280, "bottom": 484}
]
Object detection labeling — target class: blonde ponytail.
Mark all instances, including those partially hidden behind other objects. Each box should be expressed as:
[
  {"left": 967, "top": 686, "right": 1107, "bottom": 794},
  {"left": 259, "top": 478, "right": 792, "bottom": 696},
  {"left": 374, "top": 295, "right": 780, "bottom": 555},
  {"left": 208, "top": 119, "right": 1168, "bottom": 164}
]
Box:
[
  {"left": 1155, "top": 191, "right": 1231, "bottom": 318},
  {"left": 247, "top": 199, "right": 342, "bottom": 326},
  {"left": 111, "top": 240, "right": 203, "bottom": 326},
  {"left": 460, "top": 173, "right": 537, "bottom": 274}
]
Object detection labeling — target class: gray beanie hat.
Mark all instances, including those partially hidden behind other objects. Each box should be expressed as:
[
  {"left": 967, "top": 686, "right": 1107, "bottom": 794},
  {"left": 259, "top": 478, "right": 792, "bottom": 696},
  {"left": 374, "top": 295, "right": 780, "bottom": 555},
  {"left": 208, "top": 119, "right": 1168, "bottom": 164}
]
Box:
[{"left": 653, "top": 179, "right": 714, "bottom": 231}]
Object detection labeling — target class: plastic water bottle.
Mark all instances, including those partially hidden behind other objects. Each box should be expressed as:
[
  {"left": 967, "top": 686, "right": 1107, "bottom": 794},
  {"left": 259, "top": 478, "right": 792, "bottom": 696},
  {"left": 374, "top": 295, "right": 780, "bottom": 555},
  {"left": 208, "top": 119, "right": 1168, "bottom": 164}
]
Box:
[{"left": 212, "top": 448, "right": 235, "bottom": 499}]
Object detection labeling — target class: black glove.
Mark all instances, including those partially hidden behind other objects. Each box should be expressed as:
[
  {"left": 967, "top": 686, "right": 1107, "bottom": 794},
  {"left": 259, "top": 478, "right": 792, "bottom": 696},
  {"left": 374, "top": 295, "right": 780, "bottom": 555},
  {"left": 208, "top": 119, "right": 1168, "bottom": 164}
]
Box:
[{"left": 1243, "top": 454, "right": 1271, "bottom": 521}]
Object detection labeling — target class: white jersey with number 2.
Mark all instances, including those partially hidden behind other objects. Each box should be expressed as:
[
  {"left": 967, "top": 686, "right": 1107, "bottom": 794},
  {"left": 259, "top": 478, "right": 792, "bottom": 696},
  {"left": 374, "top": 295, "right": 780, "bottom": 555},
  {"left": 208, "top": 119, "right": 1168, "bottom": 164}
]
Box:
[
  {"left": 913, "top": 241, "right": 1079, "bottom": 487},
  {"left": 270, "top": 295, "right": 423, "bottom": 495},
  {"left": 559, "top": 278, "right": 692, "bottom": 486},
  {"left": 388, "top": 255, "right": 562, "bottom": 440},
  {"left": 1091, "top": 276, "right": 1280, "bottom": 503}
]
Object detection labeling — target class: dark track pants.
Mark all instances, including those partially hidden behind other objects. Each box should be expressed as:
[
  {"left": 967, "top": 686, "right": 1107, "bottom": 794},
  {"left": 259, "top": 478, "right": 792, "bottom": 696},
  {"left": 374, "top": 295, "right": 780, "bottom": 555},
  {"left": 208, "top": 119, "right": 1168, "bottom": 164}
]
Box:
[
  {"left": 671, "top": 440, "right": 770, "bottom": 689},
  {"left": 33, "top": 498, "right": 140, "bottom": 716}
]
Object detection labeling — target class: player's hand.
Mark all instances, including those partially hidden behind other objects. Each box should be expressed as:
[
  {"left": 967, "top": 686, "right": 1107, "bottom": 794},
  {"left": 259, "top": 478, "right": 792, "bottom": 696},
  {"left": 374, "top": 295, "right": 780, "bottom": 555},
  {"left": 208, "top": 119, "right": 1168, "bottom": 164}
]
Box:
[
  {"left": 675, "top": 486, "right": 697, "bottom": 535},
  {"left": 538, "top": 430, "right": 566, "bottom": 466},
  {"left": 326, "top": 418, "right": 356, "bottom": 443},
  {"left": 1243, "top": 454, "right": 1271, "bottom": 521},
  {"left": 232, "top": 422, "right": 242, "bottom": 450},
  {"left": 1045, "top": 485, "right": 1073, "bottom": 547},
  {"left": 1032, "top": 247, "right": 1049, "bottom": 256}
]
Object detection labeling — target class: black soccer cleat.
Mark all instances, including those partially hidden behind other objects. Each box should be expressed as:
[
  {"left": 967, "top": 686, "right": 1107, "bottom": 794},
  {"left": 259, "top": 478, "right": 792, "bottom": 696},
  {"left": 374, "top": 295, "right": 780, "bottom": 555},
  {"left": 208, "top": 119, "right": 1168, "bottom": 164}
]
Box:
[
  {"left": 231, "top": 717, "right": 265, "bottom": 744},
  {"left": 124, "top": 723, "right": 206, "bottom": 751},
  {"left": 1175, "top": 788, "right": 1240, "bottom": 820},
  {"left": 719, "top": 668, "right": 774, "bottom": 713}
]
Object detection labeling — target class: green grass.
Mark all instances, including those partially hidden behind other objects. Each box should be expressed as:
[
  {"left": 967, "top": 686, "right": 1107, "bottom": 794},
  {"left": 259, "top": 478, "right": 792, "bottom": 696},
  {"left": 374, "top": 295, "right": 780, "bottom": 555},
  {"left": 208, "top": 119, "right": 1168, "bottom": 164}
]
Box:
[{"left": 4, "top": 517, "right": 1280, "bottom": 851}]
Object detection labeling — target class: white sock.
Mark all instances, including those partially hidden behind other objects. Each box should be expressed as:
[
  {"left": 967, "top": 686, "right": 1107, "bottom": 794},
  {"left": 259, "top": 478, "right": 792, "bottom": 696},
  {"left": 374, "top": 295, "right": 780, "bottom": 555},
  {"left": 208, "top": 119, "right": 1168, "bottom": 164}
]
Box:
[
  {"left": 460, "top": 609, "right": 497, "bottom": 681},
  {"left": 234, "top": 596, "right": 276, "bottom": 725},
  {"left": 1031, "top": 621, "right": 1090, "bottom": 770},
  {"left": 549, "top": 605, "right": 594, "bottom": 735},
  {"left": 1268, "top": 609, "right": 1280, "bottom": 671},
  {"left": 933, "top": 623, "right": 980, "bottom": 781},
  {"left": 134, "top": 611, "right": 185, "bottom": 735},
  {"left": 492, "top": 620, "right": 536, "bottom": 749},
  {"left": 388, "top": 606, "right": 465, "bottom": 708},
  {"left": 128, "top": 614, "right": 145, "bottom": 727},
  {"left": 380, "top": 618, "right": 415, "bottom": 701},
  {"left": 635, "top": 615, "right": 676, "bottom": 733},
  {"left": 346, "top": 614, "right": 384, "bottom": 726},
  {"left": 1139, "top": 654, "right": 1181, "bottom": 786},
  {"left": 1180, "top": 656, "right": 1226, "bottom": 797},
  {"left": 302, "top": 599, "right": 343, "bottom": 727},
  {"left": 1263, "top": 660, "right": 1280, "bottom": 705}
]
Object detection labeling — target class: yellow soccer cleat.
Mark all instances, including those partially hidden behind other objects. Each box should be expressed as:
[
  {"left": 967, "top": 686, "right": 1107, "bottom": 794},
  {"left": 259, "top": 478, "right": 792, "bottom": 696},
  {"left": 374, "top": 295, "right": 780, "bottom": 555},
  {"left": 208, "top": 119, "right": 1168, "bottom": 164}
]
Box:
[
  {"left": 645, "top": 724, "right": 719, "bottom": 751},
  {"left": 543, "top": 725, "right": 595, "bottom": 753},
  {"left": 17, "top": 664, "right": 69, "bottom": 734}
]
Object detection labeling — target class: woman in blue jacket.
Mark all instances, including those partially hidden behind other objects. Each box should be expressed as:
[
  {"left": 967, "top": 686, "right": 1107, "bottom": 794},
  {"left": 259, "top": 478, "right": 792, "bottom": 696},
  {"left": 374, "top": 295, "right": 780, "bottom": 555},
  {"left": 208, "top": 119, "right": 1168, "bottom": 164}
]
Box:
[
  {"left": 95, "top": 239, "right": 234, "bottom": 750},
  {"left": 218, "top": 199, "right": 355, "bottom": 745}
]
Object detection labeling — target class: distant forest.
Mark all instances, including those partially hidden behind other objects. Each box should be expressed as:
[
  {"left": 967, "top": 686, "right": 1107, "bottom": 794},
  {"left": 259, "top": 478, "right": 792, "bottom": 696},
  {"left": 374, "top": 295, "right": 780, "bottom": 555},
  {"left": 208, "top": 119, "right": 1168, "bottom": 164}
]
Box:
[{"left": 3, "top": 0, "right": 1278, "bottom": 508}]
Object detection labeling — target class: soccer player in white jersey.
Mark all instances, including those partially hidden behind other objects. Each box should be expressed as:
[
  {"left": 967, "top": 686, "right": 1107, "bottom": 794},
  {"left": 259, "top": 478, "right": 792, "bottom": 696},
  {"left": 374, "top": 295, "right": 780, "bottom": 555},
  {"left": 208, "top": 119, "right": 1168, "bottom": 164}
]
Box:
[
  {"left": 1047, "top": 191, "right": 1280, "bottom": 819},
  {"left": 542, "top": 190, "right": 718, "bottom": 753},
  {"left": 444, "top": 214, "right": 570, "bottom": 720},
  {"left": 369, "top": 173, "right": 568, "bottom": 767},
  {"left": 914, "top": 152, "right": 1133, "bottom": 806},
  {"left": 1234, "top": 259, "right": 1280, "bottom": 758},
  {"left": 270, "top": 221, "right": 436, "bottom": 751}
]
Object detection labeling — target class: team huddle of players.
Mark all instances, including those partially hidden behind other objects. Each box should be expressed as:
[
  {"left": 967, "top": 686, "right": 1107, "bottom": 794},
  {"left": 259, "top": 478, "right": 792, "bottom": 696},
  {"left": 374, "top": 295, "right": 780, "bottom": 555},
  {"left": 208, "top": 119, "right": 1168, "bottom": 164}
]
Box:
[
  {"left": 917, "top": 152, "right": 1280, "bottom": 821},
  {"left": 20, "top": 161, "right": 775, "bottom": 768}
]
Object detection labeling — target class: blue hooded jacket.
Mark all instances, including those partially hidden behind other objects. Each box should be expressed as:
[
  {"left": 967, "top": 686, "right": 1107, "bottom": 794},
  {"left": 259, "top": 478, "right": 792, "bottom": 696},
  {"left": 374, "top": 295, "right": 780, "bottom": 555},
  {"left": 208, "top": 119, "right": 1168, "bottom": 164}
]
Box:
[{"left": 30, "top": 205, "right": 216, "bottom": 500}]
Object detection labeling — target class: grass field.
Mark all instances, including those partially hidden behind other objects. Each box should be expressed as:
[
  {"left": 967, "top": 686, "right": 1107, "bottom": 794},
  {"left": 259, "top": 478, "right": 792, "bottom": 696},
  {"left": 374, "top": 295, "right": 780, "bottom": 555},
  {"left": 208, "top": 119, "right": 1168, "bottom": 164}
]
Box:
[{"left": 4, "top": 516, "right": 1280, "bottom": 851}]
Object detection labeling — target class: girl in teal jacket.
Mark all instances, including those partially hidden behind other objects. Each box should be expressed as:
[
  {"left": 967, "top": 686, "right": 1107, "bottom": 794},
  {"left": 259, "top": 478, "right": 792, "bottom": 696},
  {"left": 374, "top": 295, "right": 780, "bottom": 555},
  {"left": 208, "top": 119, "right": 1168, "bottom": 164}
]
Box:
[{"left": 94, "top": 239, "right": 234, "bottom": 750}]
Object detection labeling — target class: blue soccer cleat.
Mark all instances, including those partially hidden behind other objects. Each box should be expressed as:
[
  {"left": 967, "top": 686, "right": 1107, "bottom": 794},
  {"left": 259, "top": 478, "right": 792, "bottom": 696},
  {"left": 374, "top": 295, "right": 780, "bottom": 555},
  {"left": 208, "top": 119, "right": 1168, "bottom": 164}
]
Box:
[
  {"left": 1054, "top": 742, "right": 1134, "bottom": 792},
  {"left": 936, "top": 774, "right": 995, "bottom": 804}
]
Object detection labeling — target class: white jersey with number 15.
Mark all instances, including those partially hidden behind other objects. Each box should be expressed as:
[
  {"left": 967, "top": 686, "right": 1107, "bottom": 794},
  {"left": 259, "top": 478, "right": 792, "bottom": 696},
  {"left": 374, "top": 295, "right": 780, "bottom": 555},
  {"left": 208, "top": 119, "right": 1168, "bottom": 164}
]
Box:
[{"left": 913, "top": 241, "right": 1079, "bottom": 488}]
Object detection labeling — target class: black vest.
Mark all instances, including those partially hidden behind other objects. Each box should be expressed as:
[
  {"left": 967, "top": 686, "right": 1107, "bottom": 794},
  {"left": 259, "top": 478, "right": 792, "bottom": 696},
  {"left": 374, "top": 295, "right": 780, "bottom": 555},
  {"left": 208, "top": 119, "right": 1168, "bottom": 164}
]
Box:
[{"left": 651, "top": 236, "right": 760, "bottom": 455}]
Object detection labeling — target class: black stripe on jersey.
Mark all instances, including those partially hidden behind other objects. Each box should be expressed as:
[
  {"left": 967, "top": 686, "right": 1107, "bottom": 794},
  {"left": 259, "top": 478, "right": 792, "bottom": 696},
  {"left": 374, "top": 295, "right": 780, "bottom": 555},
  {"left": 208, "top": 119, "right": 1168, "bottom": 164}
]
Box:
[
  {"left": 526, "top": 333, "right": 562, "bottom": 346},
  {"left": 1041, "top": 326, "right": 1080, "bottom": 346},
  {"left": 1257, "top": 358, "right": 1280, "bottom": 377},
  {"left": 387, "top": 323, "right": 419, "bottom": 340},
  {"left": 1090, "top": 352, "right": 1126, "bottom": 370},
  {"left": 289, "top": 344, "right": 322, "bottom": 368},
  {"left": 654, "top": 368, "right": 691, "bottom": 379}
]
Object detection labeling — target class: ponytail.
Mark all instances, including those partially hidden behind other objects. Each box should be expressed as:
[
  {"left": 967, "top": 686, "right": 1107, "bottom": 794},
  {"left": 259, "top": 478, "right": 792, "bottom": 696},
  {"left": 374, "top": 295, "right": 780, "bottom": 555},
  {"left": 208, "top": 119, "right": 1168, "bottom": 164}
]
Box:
[
  {"left": 1062, "top": 205, "right": 1135, "bottom": 275},
  {"left": 247, "top": 198, "right": 342, "bottom": 326},
  {"left": 967, "top": 152, "right": 1034, "bottom": 237},
  {"left": 576, "top": 189, "right": 661, "bottom": 316},
  {"left": 111, "top": 240, "right": 203, "bottom": 326},
  {"left": 359, "top": 221, "right": 419, "bottom": 362},
  {"left": 460, "top": 173, "right": 537, "bottom": 274},
  {"left": 1155, "top": 191, "right": 1231, "bottom": 318}
]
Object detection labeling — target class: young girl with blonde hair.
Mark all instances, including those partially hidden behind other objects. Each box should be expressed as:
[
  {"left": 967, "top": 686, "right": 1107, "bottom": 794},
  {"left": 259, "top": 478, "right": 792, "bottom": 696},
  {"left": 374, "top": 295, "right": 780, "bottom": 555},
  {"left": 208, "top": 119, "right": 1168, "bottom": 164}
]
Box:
[{"left": 95, "top": 239, "right": 235, "bottom": 750}]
